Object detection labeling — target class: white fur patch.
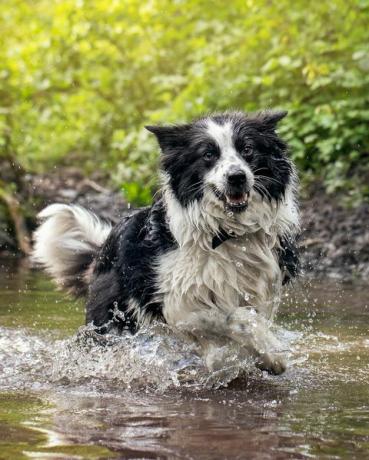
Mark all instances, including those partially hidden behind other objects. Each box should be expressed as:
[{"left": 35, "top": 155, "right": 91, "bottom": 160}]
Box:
[
  {"left": 205, "top": 120, "right": 254, "bottom": 193},
  {"left": 157, "top": 219, "right": 282, "bottom": 325},
  {"left": 32, "top": 204, "right": 111, "bottom": 287},
  {"left": 157, "top": 170, "right": 299, "bottom": 361},
  {"left": 206, "top": 120, "right": 234, "bottom": 153}
]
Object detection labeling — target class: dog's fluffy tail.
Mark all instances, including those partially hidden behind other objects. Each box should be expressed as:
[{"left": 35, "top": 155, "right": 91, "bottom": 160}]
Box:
[{"left": 32, "top": 204, "right": 112, "bottom": 297}]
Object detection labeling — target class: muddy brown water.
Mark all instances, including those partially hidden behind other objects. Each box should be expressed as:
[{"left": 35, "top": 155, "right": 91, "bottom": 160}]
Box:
[{"left": 0, "top": 257, "right": 368, "bottom": 459}]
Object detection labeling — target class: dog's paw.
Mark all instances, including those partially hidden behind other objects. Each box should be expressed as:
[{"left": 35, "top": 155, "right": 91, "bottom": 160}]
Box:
[{"left": 255, "top": 353, "right": 287, "bottom": 375}]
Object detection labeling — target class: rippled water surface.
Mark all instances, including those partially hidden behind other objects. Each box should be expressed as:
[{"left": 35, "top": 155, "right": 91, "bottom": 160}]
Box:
[{"left": 0, "top": 257, "right": 368, "bottom": 459}]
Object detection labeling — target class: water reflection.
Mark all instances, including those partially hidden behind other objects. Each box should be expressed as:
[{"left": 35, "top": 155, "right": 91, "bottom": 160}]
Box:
[{"left": 0, "top": 258, "right": 368, "bottom": 459}]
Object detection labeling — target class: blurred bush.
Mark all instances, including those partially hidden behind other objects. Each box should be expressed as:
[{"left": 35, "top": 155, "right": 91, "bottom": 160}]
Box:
[{"left": 1, "top": 0, "right": 368, "bottom": 205}]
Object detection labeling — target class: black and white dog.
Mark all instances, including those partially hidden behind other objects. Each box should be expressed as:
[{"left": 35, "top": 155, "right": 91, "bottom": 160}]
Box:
[{"left": 33, "top": 110, "right": 300, "bottom": 375}]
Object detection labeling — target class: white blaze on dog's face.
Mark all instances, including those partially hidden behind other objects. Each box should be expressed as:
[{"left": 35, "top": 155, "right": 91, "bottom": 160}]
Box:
[{"left": 204, "top": 120, "right": 255, "bottom": 213}]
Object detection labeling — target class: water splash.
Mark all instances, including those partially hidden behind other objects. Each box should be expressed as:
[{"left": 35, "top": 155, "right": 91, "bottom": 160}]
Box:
[
  {"left": 2, "top": 292, "right": 367, "bottom": 395},
  {"left": 0, "top": 322, "right": 263, "bottom": 393}
]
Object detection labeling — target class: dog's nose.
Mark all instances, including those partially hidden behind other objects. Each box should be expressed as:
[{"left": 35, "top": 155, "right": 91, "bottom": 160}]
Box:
[{"left": 227, "top": 170, "right": 247, "bottom": 186}]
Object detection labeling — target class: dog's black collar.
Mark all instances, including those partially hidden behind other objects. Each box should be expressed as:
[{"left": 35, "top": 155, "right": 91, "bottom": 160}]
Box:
[{"left": 212, "top": 228, "right": 236, "bottom": 249}]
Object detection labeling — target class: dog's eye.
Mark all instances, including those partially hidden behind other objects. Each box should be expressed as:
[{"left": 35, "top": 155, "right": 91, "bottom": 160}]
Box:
[
  {"left": 242, "top": 146, "right": 253, "bottom": 160},
  {"left": 203, "top": 150, "right": 217, "bottom": 161}
]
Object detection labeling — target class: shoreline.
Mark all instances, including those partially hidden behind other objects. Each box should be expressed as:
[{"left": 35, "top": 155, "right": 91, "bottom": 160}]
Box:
[{"left": 1, "top": 169, "right": 368, "bottom": 281}]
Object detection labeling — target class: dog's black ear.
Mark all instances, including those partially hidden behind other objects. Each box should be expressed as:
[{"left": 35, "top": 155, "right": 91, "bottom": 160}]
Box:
[
  {"left": 145, "top": 124, "right": 191, "bottom": 152},
  {"left": 145, "top": 125, "right": 170, "bottom": 136},
  {"left": 257, "top": 110, "right": 288, "bottom": 130}
]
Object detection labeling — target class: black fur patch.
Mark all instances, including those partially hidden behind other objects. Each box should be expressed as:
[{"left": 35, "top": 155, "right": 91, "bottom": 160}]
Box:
[
  {"left": 277, "top": 235, "right": 300, "bottom": 285},
  {"left": 147, "top": 122, "right": 216, "bottom": 205},
  {"left": 231, "top": 111, "right": 292, "bottom": 201},
  {"left": 86, "top": 199, "right": 176, "bottom": 332},
  {"left": 60, "top": 248, "right": 97, "bottom": 297}
]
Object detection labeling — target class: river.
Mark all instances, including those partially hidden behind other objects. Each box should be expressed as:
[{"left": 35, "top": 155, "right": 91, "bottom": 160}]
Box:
[{"left": 0, "top": 257, "right": 368, "bottom": 459}]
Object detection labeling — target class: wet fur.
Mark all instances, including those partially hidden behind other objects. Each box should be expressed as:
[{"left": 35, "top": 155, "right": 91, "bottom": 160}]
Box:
[{"left": 33, "top": 110, "right": 300, "bottom": 374}]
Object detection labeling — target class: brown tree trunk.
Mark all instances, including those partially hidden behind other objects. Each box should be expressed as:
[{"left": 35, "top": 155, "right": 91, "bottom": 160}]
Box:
[{"left": 0, "top": 184, "right": 31, "bottom": 255}]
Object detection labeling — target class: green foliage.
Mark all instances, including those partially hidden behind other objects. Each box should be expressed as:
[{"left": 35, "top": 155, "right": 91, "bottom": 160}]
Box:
[{"left": 0, "top": 0, "right": 368, "bottom": 205}]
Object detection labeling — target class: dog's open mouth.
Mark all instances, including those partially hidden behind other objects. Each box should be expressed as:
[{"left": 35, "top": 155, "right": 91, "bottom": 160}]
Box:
[
  {"left": 212, "top": 186, "right": 250, "bottom": 212},
  {"left": 224, "top": 192, "right": 250, "bottom": 212}
]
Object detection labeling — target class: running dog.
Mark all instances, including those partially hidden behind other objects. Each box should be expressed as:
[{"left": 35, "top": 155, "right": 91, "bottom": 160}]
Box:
[{"left": 33, "top": 110, "right": 300, "bottom": 374}]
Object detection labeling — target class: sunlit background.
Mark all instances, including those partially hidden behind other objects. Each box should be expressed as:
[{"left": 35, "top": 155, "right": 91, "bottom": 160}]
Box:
[{"left": 1, "top": 0, "right": 368, "bottom": 205}]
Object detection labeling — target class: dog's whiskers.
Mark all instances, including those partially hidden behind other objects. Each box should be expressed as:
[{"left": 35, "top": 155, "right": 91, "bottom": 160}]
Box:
[
  {"left": 255, "top": 175, "right": 284, "bottom": 186},
  {"left": 253, "top": 182, "right": 272, "bottom": 200},
  {"left": 184, "top": 181, "right": 205, "bottom": 196}
]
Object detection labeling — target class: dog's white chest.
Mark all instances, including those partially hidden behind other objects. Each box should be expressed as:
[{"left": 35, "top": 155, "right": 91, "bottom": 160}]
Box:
[{"left": 156, "top": 231, "right": 282, "bottom": 327}]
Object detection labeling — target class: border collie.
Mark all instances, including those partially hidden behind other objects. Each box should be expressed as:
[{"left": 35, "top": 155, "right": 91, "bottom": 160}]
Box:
[{"left": 33, "top": 110, "right": 300, "bottom": 375}]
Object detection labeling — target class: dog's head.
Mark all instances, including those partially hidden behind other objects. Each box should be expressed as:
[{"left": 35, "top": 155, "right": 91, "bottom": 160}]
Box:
[{"left": 147, "top": 111, "right": 293, "bottom": 215}]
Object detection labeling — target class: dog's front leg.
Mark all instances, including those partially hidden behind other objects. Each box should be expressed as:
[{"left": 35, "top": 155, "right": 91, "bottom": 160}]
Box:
[
  {"left": 225, "top": 309, "right": 287, "bottom": 375},
  {"left": 174, "top": 308, "right": 287, "bottom": 375}
]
